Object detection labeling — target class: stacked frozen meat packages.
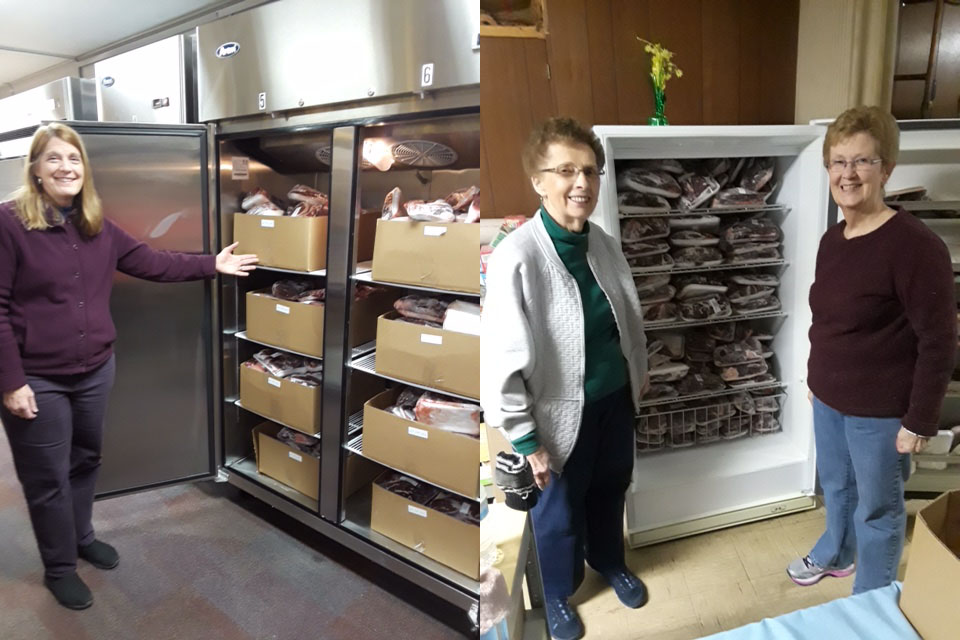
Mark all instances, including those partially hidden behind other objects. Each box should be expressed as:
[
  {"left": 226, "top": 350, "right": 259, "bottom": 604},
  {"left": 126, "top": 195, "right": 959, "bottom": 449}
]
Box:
[
  {"left": 240, "top": 185, "right": 330, "bottom": 217},
  {"left": 617, "top": 156, "right": 787, "bottom": 452},
  {"left": 391, "top": 294, "right": 480, "bottom": 335},
  {"left": 242, "top": 349, "right": 323, "bottom": 388},
  {"left": 381, "top": 185, "right": 480, "bottom": 223},
  {"left": 386, "top": 386, "right": 481, "bottom": 438}
]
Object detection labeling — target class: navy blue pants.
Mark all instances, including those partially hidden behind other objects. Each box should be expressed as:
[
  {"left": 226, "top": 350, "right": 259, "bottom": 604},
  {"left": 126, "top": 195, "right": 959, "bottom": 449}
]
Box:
[
  {"left": 1, "top": 355, "right": 115, "bottom": 578},
  {"left": 530, "top": 386, "right": 635, "bottom": 600}
]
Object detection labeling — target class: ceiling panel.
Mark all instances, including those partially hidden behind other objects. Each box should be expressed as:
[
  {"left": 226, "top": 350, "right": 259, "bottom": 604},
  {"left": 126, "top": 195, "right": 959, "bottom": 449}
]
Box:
[{"left": 0, "top": 50, "right": 67, "bottom": 86}]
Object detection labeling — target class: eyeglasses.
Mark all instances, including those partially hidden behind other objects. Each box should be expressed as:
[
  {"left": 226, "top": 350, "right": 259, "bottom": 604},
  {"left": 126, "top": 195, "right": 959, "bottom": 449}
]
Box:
[
  {"left": 826, "top": 157, "right": 882, "bottom": 174},
  {"left": 538, "top": 164, "right": 605, "bottom": 180}
]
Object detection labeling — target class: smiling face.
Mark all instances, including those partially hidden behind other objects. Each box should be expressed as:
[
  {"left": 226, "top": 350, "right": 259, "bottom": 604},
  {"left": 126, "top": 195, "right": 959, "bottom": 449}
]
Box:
[
  {"left": 530, "top": 141, "right": 600, "bottom": 231},
  {"left": 827, "top": 131, "right": 892, "bottom": 215},
  {"left": 33, "top": 136, "right": 85, "bottom": 207}
]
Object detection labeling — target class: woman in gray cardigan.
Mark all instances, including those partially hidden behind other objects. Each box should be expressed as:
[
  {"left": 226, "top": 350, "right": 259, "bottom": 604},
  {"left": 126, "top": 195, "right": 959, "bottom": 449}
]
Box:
[{"left": 481, "top": 117, "right": 649, "bottom": 640}]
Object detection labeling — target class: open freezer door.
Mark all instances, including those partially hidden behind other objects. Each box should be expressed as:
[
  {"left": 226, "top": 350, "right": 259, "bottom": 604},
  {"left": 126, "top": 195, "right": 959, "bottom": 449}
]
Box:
[{"left": 57, "top": 122, "right": 220, "bottom": 498}]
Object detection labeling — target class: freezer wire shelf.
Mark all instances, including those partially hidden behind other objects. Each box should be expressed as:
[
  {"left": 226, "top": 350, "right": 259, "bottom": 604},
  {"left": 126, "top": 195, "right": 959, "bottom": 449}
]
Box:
[
  {"left": 619, "top": 203, "right": 789, "bottom": 219},
  {"left": 236, "top": 331, "right": 323, "bottom": 361},
  {"left": 638, "top": 380, "right": 784, "bottom": 409},
  {"left": 234, "top": 400, "right": 322, "bottom": 439},
  {"left": 352, "top": 270, "right": 481, "bottom": 299},
  {"left": 256, "top": 265, "right": 327, "bottom": 277},
  {"left": 345, "top": 432, "right": 364, "bottom": 456},
  {"left": 631, "top": 259, "right": 787, "bottom": 276},
  {"left": 636, "top": 393, "right": 785, "bottom": 454},
  {"left": 644, "top": 310, "right": 786, "bottom": 331},
  {"left": 349, "top": 351, "right": 479, "bottom": 402},
  {"left": 347, "top": 410, "right": 364, "bottom": 437},
  {"left": 351, "top": 340, "right": 376, "bottom": 360}
]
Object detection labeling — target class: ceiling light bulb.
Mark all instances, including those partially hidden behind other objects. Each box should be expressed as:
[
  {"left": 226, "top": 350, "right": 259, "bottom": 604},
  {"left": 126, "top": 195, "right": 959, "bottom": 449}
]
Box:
[{"left": 362, "top": 139, "right": 395, "bottom": 172}]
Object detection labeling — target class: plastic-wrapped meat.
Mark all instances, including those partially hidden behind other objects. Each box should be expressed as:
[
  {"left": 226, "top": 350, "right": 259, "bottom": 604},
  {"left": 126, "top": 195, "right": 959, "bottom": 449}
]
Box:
[
  {"left": 685, "top": 350, "right": 714, "bottom": 364},
  {"left": 755, "top": 396, "right": 780, "bottom": 413},
  {"left": 636, "top": 158, "right": 685, "bottom": 175},
  {"left": 393, "top": 295, "right": 449, "bottom": 324},
  {"left": 634, "top": 274, "right": 671, "bottom": 297},
  {"left": 246, "top": 203, "right": 284, "bottom": 216},
  {"left": 679, "top": 294, "right": 732, "bottom": 321},
  {"left": 674, "top": 275, "right": 727, "bottom": 300},
  {"left": 253, "top": 349, "right": 323, "bottom": 378},
  {"left": 389, "top": 404, "right": 417, "bottom": 421},
  {"left": 676, "top": 371, "right": 726, "bottom": 395},
  {"left": 739, "top": 157, "right": 775, "bottom": 192},
  {"left": 648, "top": 354, "right": 690, "bottom": 383},
  {"left": 621, "top": 239, "right": 670, "bottom": 259},
  {"left": 719, "top": 360, "right": 769, "bottom": 381},
  {"left": 730, "top": 272, "right": 779, "bottom": 287},
  {"left": 669, "top": 230, "right": 720, "bottom": 247},
  {"left": 723, "top": 218, "right": 781, "bottom": 244},
  {"left": 735, "top": 324, "right": 774, "bottom": 343},
  {"left": 729, "top": 285, "right": 775, "bottom": 305},
  {"left": 673, "top": 247, "right": 724, "bottom": 267},
  {"left": 695, "top": 402, "right": 736, "bottom": 426},
  {"left": 707, "top": 322, "right": 736, "bottom": 343},
  {"left": 621, "top": 217, "right": 669, "bottom": 242},
  {"left": 645, "top": 383, "right": 679, "bottom": 400},
  {"left": 629, "top": 253, "right": 674, "bottom": 270},
  {"left": 295, "top": 289, "right": 326, "bottom": 305},
  {"left": 702, "top": 158, "right": 730, "bottom": 177},
  {"left": 406, "top": 200, "right": 456, "bottom": 223},
  {"left": 243, "top": 360, "right": 266, "bottom": 373},
  {"left": 686, "top": 332, "right": 716, "bottom": 354},
  {"left": 643, "top": 302, "right": 678, "bottom": 323},
  {"left": 396, "top": 387, "right": 425, "bottom": 409},
  {"left": 732, "top": 393, "right": 757, "bottom": 414},
  {"left": 444, "top": 185, "right": 479, "bottom": 212},
  {"left": 751, "top": 413, "right": 781, "bottom": 434},
  {"left": 714, "top": 338, "right": 764, "bottom": 366},
  {"left": 272, "top": 279, "right": 313, "bottom": 301},
  {"left": 398, "top": 317, "right": 443, "bottom": 329},
  {"left": 427, "top": 492, "right": 480, "bottom": 525},
  {"left": 290, "top": 202, "right": 328, "bottom": 217},
  {"left": 728, "top": 372, "right": 776, "bottom": 389},
  {"left": 727, "top": 245, "right": 782, "bottom": 264},
  {"left": 413, "top": 393, "right": 481, "bottom": 437},
  {"left": 376, "top": 472, "right": 439, "bottom": 505},
  {"left": 727, "top": 158, "right": 747, "bottom": 185},
  {"left": 618, "top": 191, "right": 671, "bottom": 214},
  {"left": 617, "top": 169, "right": 682, "bottom": 198},
  {"left": 382, "top": 187, "right": 404, "bottom": 220},
  {"left": 679, "top": 174, "right": 721, "bottom": 210},
  {"left": 652, "top": 332, "right": 685, "bottom": 358},
  {"left": 712, "top": 188, "right": 769, "bottom": 209},
  {"left": 733, "top": 295, "right": 781, "bottom": 315},
  {"left": 639, "top": 284, "right": 676, "bottom": 305},
  {"left": 465, "top": 196, "right": 480, "bottom": 223},
  {"left": 720, "top": 416, "right": 750, "bottom": 439},
  {"left": 242, "top": 188, "right": 272, "bottom": 211},
  {"left": 288, "top": 184, "right": 329, "bottom": 206},
  {"left": 354, "top": 284, "right": 388, "bottom": 301},
  {"left": 668, "top": 214, "right": 721, "bottom": 230},
  {"left": 287, "top": 374, "right": 322, "bottom": 388},
  {"left": 276, "top": 427, "right": 322, "bottom": 456},
  {"left": 728, "top": 242, "right": 780, "bottom": 257}
]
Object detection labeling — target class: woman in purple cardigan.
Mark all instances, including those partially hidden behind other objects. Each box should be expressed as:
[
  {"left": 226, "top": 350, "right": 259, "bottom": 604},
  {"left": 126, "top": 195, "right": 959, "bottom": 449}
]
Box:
[{"left": 0, "top": 123, "right": 257, "bottom": 610}]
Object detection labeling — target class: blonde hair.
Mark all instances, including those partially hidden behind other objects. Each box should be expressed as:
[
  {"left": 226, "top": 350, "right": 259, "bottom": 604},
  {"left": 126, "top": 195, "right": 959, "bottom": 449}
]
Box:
[
  {"left": 823, "top": 106, "right": 900, "bottom": 170},
  {"left": 12, "top": 123, "right": 103, "bottom": 236}
]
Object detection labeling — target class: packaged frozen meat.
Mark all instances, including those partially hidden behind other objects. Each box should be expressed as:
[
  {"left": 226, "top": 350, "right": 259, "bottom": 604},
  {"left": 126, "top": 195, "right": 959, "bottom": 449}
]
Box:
[
  {"left": 444, "top": 185, "right": 479, "bottom": 212},
  {"left": 714, "top": 338, "right": 764, "bottom": 367},
  {"left": 629, "top": 252, "right": 674, "bottom": 270},
  {"left": 393, "top": 295, "right": 450, "bottom": 324},
  {"left": 676, "top": 371, "right": 726, "bottom": 395},
  {"left": 442, "top": 300, "right": 481, "bottom": 336},
  {"left": 405, "top": 200, "right": 456, "bottom": 223},
  {"left": 669, "top": 230, "right": 720, "bottom": 247},
  {"left": 718, "top": 360, "right": 769, "bottom": 382},
  {"left": 376, "top": 471, "right": 439, "bottom": 505},
  {"left": 242, "top": 188, "right": 273, "bottom": 211},
  {"left": 706, "top": 322, "right": 736, "bottom": 343},
  {"left": 674, "top": 275, "right": 728, "bottom": 300},
  {"left": 729, "top": 272, "right": 780, "bottom": 287},
  {"left": 622, "top": 239, "right": 671, "bottom": 259},
  {"left": 679, "top": 174, "right": 721, "bottom": 210},
  {"left": 711, "top": 188, "right": 769, "bottom": 209},
  {"left": 732, "top": 392, "right": 757, "bottom": 414},
  {"left": 639, "top": 284, "right": 676, "bottom": 305},
  {"left": 723, "top": 218, "right": 781, "bottom": 244},
  {"left": 739, "top": 157, "right": 775, "bottom": 192},
  {"left": 621, "top": 217, "right": 670, "bottom": 242},
  {"left": 635, "top": 158, "right": 685, "bottom": 175},
  {"left": 643, "top": 302, "right": 679, "bottom": 323},
  {"left": 672, "top": 247, "right": 724, "bottom": 267},
  {"left": 645, "top": 383, "right": 679, "bottom": 400},
  {"left": 617, "top": 168, "right": 683, "bottom": 198},
  {"left": 619, "top": 191, "right": 671, "bottom": 214},
  {"left": 668, "top": 214, "right": 721, "bottom": 230},
  {"left": 427, "top": 492, "right": 481, "bottom": 525},
  {"left": 414, "top": 393, "right": 481, "bottom": 437},
  {"left": 678, "top": 294, "right": 732, "bottom": 321},
  {"left": 251, "top": 350, "right": 323, "bottom": 378},
  {"left": 277, "top": 427, "right": 322, "bottom": 456},
  {"left": 732, "top": 295, "right": 781, "bottom": 315},
  {"left": 634, "top": 273, "right": 672, "bottom": 297}
]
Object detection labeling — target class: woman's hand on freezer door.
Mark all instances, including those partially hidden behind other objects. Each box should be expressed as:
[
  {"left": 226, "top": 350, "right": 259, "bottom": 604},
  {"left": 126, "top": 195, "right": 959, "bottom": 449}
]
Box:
[
  {"left": 3, "top": 384, "right": 37, "bottom": 420},
  {"left": 895, "top": 426, "right": 928, "bottom": 454},
  {"left": 216, "top": 242, "right": 259, "bottom": 276},
  {"left": 527, "top": 447, "right": 552, "bottom": 490}
]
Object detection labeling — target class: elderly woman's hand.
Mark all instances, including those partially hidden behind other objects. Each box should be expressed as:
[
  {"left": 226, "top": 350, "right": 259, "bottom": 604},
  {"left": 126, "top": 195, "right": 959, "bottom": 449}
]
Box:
[
  {"left": 3, "top": 384, "right": 37, "bottom": 420},
  {"left": 896, "top": 426, "right": 928, "bottom": 454},
  {"left": 527, "top": 447, "right": 552, "bottom": 490},
  {"left": 216, "top": 242, "right": 259, "bottom": 276}
]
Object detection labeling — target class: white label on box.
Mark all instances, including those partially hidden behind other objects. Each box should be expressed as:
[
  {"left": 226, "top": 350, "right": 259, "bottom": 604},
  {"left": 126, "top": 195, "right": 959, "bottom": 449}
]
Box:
[
  {"left": 275, "top": 304, "right": 290, "bottom": 314},
  {"left": 267, "top": 377, "right": 281, "bottom": 388},
  {"left": 407, "top": 505, "right": 428, "bottom": 518},
  {"left": 408, "top": 426, "right": 429, "bottom": 439},
  {"left": 288, "top": 451, "right": 302, "bottom": 463},
  {"left": 231, "top": 156, "right": 249, "bottom": 181},
  {"left": 260, "top": 219, "right": 275, "bottom": 228},
  {"left": 421, "top": 334, "right": 443, "bottom": 345},
  {"left": 423, "top": 226, "right": 447, "bottom": 237}
]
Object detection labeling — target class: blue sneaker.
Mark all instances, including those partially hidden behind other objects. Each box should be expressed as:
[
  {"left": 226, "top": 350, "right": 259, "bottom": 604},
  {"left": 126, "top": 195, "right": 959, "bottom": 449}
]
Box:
[{"left": 545, "top": 598, "right": 583, "bottom": 640}]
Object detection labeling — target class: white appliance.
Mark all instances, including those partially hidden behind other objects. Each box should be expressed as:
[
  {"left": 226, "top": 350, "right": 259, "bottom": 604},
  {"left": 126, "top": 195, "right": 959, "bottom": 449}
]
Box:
[{"left": 591, "top": 121, "right": 960, "bottom": 547}]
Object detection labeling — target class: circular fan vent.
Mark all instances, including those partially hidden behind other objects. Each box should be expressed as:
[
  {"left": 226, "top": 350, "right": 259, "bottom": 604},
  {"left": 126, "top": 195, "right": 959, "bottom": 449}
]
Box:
[
  {"left": 391, "top": 140, "right": 458, "bottom": 168},
  {"left": 315, "top": 145, "right": 373, "bottom": 169}
]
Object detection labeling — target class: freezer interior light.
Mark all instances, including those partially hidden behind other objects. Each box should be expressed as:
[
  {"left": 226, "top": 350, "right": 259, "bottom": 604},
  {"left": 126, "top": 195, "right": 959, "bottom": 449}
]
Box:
[{"left": 362, "top": 139, "right": 395, "bottom": 171}]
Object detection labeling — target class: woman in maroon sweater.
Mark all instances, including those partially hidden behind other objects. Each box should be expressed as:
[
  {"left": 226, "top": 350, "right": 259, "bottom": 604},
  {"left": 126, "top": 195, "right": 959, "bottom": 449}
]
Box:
[
  {"left": 787, "top": 107, "right": 956, "bottom": 594},
  {"left": 0, "top": 123, "right": 257, "bottom": 610}
]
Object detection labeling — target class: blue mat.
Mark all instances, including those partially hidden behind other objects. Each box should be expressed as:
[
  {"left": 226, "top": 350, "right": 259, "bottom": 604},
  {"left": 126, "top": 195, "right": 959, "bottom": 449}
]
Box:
[{"left": 699, "top": 582, "right": 920, "bottom": 640}]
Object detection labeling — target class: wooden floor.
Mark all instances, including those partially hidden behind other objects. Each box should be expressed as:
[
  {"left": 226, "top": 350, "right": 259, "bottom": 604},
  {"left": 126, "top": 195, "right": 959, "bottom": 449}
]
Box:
[{"left": 555, "top": 500, "right": 924, "bottom": 640}]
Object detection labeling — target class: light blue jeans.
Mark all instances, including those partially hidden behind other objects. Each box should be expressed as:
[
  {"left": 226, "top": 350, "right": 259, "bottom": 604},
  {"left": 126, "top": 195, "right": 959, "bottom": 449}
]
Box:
[{"left": 809, "top": 396, "right": 911, "bottom": 594}]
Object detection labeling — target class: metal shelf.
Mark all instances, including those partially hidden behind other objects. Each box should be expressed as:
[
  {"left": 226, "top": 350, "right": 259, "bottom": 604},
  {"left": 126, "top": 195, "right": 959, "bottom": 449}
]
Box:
[
  {"left": 227, "top": 457, "right": 318, "bottom": 512},
  {"left": 349, "top": 351, "right": 480, "bottom": 402},
  {"left": 347, "top": 410, "right": 364, "bottom": 437},
  {"left": 234, "top": 400, "right": 321, "bottom": 438},
  {"left": 352, "top": 270, "right": 481, "bottom": 298},
  {"left": 644, "top": 310, "right": 787, "bottom": 331},
  {"left": 351, "top": 340, "right": 377, "bottom": 360},
  {"left": 632, "top": 259, "right": 787, "bottom": 276},
  {"left": 897, "top": 200, "right": 960, "bottom": 212},
  {"left": 638, "top": 380, "right": 786, "bottom": 409},
  {"left": 235, "top": 331, "right": 323, "bottom": 360},
  {"left": 256, "top": 265, "right": 327, "bottom": 277},
  {"left": 619, "top": 204, "right": 789, "bottom": 219}
]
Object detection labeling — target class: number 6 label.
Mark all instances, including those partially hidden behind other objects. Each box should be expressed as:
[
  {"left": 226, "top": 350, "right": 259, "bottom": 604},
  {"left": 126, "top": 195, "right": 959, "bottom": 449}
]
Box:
[{"left": 421, "top": 63, "right": 434, "bottom": 88}]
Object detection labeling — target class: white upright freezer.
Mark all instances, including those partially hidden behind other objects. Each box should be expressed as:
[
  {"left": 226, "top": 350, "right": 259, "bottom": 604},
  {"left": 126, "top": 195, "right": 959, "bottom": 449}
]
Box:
[{"left": 590, "top": 121, "right": 960, "bottom": 547}]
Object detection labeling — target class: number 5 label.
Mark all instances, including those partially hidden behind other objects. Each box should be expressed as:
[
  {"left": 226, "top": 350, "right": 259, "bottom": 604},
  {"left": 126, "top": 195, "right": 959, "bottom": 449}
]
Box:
[{"left": 421, "top": 63, "right": 434, "bottom": 88}]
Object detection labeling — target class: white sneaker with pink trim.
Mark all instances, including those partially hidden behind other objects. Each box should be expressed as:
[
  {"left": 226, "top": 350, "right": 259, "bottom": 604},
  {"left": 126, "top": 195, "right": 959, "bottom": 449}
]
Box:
[{"left": 786, "top": 555, "right": 855, "bottom": 586}]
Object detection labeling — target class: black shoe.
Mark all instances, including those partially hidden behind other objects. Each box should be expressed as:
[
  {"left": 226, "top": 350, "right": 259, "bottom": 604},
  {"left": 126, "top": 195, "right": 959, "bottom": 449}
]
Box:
[
  {"left": 545, "top": 598, "right": 583, "bottom": 640},
  {"left": 78, "top": 539, "right": 119, "bottom": 570},
  {"left": 44, "top": 573, "right": 93, "bottom": 610},
  {"left": 604, "top": 567, "right": 648, "bottom": 609}
]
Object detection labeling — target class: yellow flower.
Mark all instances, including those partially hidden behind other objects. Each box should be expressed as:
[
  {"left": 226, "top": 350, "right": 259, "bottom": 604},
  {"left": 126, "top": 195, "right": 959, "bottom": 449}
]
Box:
[{"left": 636, "top": 37, "right": 683, "bottom": 92}]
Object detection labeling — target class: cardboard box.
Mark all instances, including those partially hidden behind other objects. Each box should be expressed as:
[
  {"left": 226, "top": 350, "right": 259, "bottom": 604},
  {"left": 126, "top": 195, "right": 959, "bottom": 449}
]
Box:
[
  {"left": 375, "top": 312, "right": 479, "bottom": 399},
  {"left": 342, "top": 453, "right": 382, "bottom": 500},
  {"left": 234, "top": 213, "right": 328, "bottom": 272},
  {"left": 899, "top": 490, "right": 960, "bottom": 640},
  {"left": 371, "top": 219, "right": 480, "bottom": 294},
  {"left": 240, "top": 364, "right": 321, "bottom": 434},
  {"left": 252, "top": 422, "right": 320, "bottom": 500},
  {"left": 363, "top": 388, "right": 480, "bottom": 498},
  {"left": 355, "top": 209, "right": 379, "bottom": 263},
  {"left": 370, "top": 475, "right": 480, "bottom": 579}
]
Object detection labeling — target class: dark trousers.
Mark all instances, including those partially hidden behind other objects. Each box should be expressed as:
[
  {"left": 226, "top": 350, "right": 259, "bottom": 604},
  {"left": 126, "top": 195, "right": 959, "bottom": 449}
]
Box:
[
  {"left": 1, "top": 355, "right": 115, "bottom": 578},
  {"left": 530, "top": 387, "right": 635, "bottom": 600}
]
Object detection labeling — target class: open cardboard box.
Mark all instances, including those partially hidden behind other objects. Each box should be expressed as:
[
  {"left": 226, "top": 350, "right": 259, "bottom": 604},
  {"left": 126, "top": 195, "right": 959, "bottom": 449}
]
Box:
[
  {"left": 371, "top": 219, "right": 480, "bottom": 294},
  {"left": 239, "top": 364, "right": 321, "bottom": 434},
  {"left": 374, "top": 312, "right": 479, "bottom": 400},
  {"left": 899, "top": 489, "right": 960, "bottom": 640},
  {"left": 234, "top": 213, "right": 328, "bottom": 272},
  {"left": 370, "top": 472, "right": 480, "bottom": 580},
  {"left": 252, "top": 422, "right": 320, "bottom": 500},
  {"left": 363, "top": 388, "right": 480, "bottom": 498}
]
